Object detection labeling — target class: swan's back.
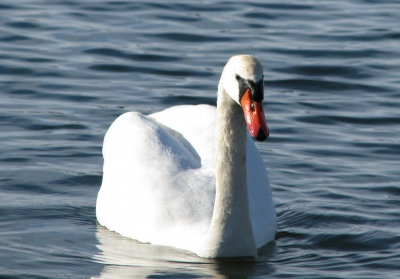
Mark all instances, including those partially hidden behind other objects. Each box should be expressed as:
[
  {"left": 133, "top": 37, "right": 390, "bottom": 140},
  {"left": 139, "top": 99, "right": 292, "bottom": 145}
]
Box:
[{"left": 150, "top": 105, "right": 217, "bottom": 167}]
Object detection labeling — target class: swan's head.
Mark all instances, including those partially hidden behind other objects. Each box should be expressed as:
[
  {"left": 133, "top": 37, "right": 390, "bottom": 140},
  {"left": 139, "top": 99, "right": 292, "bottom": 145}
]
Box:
[{"left": 221, "top": 55, "right": 269, "bottom": 141}]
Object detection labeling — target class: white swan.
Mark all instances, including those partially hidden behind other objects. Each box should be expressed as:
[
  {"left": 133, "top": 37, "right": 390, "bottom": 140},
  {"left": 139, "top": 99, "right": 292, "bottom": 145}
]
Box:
[{"left": 96, "top": 55, "right": 276, "bottom": 258}]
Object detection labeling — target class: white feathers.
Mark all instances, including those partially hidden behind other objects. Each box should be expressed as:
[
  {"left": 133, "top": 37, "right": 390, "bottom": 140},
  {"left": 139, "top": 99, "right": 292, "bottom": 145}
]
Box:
[
  {"left": 96, "top": 55, "right": 276, "bottom": 257},
  {"left": 96, "top": 105, "right": 276, "bottom": 255}
]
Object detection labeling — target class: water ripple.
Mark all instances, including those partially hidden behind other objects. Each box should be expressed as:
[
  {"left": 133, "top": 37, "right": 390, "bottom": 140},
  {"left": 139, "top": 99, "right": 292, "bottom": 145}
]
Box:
[{"left": 0, "top": 0, "right": 399, "bottom": 278}]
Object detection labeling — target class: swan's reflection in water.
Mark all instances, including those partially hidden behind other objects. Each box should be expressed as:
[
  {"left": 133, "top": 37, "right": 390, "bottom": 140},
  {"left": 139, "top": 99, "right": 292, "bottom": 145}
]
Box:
[{"left": 93, "top": 224, "right": 276, "bottom": 279}]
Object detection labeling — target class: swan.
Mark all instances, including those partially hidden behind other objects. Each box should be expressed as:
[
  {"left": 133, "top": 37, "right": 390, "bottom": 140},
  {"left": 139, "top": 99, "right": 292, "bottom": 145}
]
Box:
[{"left": 96, "top": 55, "right": 276, "bottom": 258}]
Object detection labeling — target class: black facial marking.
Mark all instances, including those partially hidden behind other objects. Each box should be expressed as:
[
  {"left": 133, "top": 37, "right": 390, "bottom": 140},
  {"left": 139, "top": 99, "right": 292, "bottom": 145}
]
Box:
[{"left": 236, "top": 74, "right": 264, "bottom": 103}]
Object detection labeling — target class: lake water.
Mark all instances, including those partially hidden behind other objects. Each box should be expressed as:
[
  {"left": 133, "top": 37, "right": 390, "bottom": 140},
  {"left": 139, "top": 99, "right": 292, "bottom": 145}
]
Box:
[{"left": 1, "top": 0, "right": 399, "bottom": 278}]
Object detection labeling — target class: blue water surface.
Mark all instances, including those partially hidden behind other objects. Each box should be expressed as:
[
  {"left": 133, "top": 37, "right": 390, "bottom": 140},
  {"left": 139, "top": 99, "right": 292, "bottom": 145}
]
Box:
[{"left": 0, "top": 1, "right": 399, "bottom": 278}]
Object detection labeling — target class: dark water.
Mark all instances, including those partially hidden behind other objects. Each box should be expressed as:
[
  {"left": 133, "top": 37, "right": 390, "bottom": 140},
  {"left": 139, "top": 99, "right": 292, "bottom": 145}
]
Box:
[{"left": 1, "top": 0, "right": 399, "bottom": 278}]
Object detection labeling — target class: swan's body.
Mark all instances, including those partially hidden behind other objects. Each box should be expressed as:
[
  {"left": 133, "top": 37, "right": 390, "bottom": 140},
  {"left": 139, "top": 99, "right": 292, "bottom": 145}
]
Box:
[{"left": 96, "top": 55, "right": 276, "bottom": 258}]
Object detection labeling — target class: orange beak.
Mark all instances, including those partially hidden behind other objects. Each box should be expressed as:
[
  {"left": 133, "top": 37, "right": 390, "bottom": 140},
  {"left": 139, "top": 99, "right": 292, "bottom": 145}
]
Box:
[{"left": 240, "top": 89, "right": 269, "bottom": 141}]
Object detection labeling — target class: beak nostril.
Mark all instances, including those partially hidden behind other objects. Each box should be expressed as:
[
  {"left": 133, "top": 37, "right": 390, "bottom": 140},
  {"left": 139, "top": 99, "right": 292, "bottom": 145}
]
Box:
[{"left": 250, "top": 101, "right": 255, "bottom": 111}]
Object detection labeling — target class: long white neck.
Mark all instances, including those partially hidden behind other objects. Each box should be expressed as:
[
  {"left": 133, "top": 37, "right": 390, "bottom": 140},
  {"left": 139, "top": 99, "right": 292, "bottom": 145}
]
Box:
[{"left": 197, "top": 84, "right": 257, "bottom": 258}]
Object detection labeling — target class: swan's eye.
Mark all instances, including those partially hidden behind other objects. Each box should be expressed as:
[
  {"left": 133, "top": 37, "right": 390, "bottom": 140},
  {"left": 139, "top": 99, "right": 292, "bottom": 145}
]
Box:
[{"left": 235, "top": 74, "right": 240, "bottom": 81}]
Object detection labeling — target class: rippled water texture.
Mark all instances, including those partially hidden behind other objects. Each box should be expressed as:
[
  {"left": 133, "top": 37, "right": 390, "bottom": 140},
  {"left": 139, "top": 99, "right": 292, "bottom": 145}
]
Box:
[{"left": 1, "top": 1, "right": 399, "bottom": 278}]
